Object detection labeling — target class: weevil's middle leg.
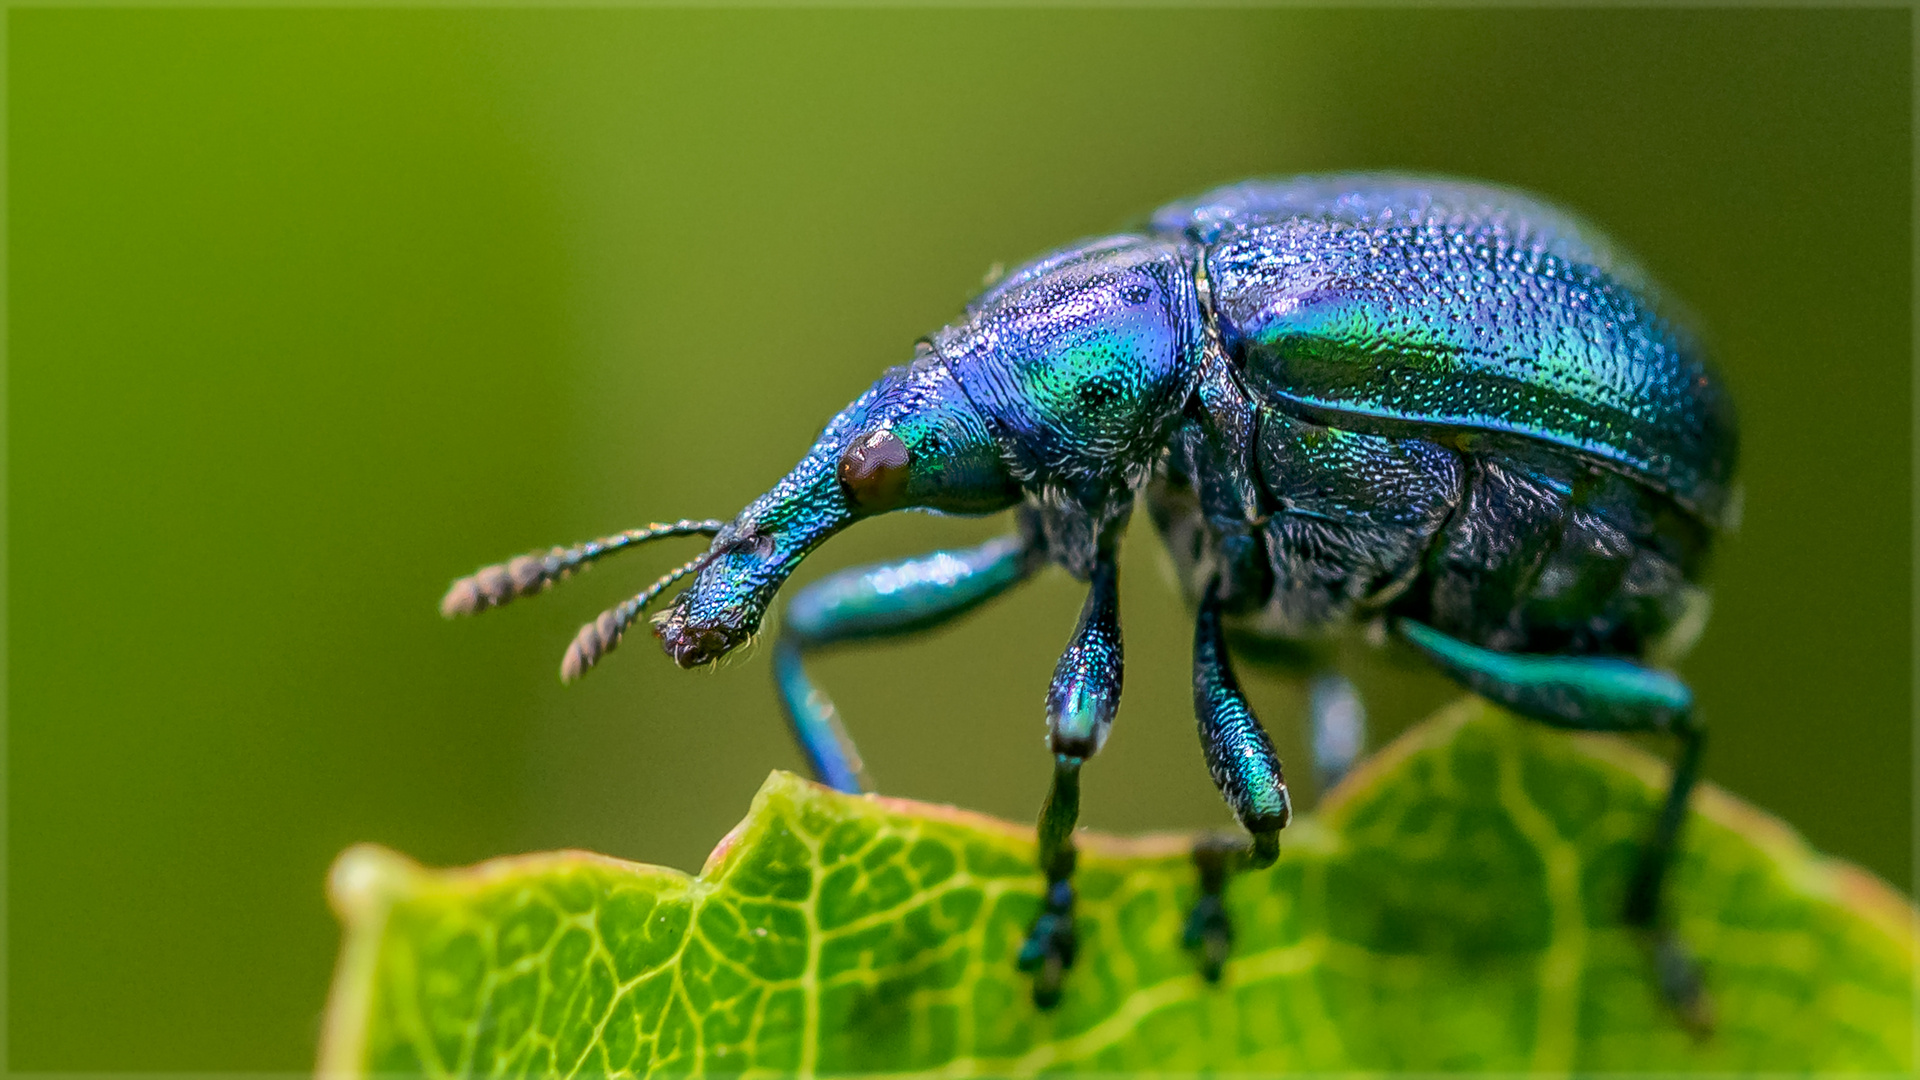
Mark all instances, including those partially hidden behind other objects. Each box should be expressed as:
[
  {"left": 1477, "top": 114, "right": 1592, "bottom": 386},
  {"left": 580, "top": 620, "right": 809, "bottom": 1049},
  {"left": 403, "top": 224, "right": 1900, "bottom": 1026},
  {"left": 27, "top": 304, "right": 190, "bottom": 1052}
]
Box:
[
  {"left": 1185, "top": 575, "right": 1290, "bottom": 981},
  {"left": 1183, "top": 833, "right": 1235, "bottom": 980},
  {"left": 1222, "top": 632, "right": 1369, "bottom": 802},
  {"left": 1182, "top": 830, "right": 1283, "bottom": 983},
  {"left": 1018, "top": 546, "right": 1122, "bottom": 1008},
  {"left": 774, "top": 529, "right": 1040, "bottom": 793}
]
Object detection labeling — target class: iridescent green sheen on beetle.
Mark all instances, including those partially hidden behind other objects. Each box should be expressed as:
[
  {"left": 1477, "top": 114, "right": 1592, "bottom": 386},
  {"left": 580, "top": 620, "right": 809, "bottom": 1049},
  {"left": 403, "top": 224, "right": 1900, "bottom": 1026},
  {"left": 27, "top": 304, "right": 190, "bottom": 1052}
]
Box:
[{"left": 443, "top": 174, "right": 1736, "bottom": 1028}]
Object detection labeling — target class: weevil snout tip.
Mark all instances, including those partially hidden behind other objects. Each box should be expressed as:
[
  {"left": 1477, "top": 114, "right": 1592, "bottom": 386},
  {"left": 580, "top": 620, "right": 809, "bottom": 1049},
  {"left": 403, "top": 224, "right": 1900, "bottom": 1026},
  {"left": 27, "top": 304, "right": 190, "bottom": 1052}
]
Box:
[{"left": 655, "top": 618, "right": 736, "bottom": 669}]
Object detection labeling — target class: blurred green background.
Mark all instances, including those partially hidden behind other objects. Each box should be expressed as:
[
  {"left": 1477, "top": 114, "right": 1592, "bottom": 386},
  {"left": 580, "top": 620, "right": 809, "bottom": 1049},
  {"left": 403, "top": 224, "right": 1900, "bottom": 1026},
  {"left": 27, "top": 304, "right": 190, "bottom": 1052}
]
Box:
[{"left": 9, "top": 8, "right": 1909, "bottom": 1071}]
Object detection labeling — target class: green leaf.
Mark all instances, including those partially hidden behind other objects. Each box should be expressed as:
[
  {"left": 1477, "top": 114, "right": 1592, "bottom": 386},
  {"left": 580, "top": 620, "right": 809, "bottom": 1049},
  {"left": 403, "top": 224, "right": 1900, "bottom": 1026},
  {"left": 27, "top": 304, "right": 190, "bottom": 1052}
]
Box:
[{"left": 319, "top": 701, "right": 1914, "bottom": 1074}]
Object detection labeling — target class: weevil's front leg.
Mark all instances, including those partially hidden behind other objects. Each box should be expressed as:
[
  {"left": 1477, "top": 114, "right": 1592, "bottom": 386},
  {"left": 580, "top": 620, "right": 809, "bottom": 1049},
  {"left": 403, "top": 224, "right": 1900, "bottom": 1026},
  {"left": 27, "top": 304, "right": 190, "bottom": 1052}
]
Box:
[
  {"left": 1020, "top": 756, "right": 1083, "bottom": 1007},
  {"left": 774, "top": 531, "right": 1040, "bottom": 793},
  {"left": 1395, "top": 617, "right": 1712, "bottom": 1033},
  {"left": 1018, "top": 548, "right": 1121, "bottom": 1008},
  {"left": 1186, "top": 577, "right": 1291, "bottom": 981}
]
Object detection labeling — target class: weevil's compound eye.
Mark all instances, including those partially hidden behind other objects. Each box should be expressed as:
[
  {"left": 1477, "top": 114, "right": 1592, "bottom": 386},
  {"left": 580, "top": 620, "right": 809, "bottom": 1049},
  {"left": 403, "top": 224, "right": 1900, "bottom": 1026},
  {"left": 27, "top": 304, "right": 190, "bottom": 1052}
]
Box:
[
  {"left": 718, "top": 530, "right": 776, "bottom": 561},
  {"left": 838, "top": 428, "right": 910, "bottom": 512}
]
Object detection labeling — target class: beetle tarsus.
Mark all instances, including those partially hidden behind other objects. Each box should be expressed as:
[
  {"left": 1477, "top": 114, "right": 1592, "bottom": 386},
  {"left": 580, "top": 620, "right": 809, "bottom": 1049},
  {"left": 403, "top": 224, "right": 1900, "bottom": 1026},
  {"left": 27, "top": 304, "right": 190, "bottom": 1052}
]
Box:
[
  {"left": 1022, "top": 756, "right": 1085, "bottom": 1009},
  {"left": 1648, "top": 929, "right": 1714, "bottom": 1038},
  {"left": 1184, "top": 831, "right": 1271, "bottom": 982},
  {"left": 1183, "top": 840, "right": 1234, "bottom": 983},
  {"left": 1631, "top": 723, "right": 1714, "bottom": 1035},
  {"left": 1183, "top": 895, "right": 1231, "bottom": 984},
  {"left": 1018, "top": 879, "right": 1077, "bottom": 1007}
]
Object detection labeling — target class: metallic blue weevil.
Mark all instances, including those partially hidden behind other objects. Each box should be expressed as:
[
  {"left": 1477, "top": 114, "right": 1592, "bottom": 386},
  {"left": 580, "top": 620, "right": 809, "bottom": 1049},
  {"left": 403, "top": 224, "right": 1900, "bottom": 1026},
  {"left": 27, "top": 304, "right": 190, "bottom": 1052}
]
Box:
[{"left": 443, "top": 174, "right": 1737, "bottom": 1026}]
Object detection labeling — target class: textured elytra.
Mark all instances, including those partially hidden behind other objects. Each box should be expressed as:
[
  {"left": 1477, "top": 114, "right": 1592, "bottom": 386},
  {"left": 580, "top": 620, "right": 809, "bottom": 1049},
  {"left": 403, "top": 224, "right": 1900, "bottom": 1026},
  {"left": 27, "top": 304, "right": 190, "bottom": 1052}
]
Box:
[{"left": 320, "top": 702, "right": 1913, "bottom": 1076}]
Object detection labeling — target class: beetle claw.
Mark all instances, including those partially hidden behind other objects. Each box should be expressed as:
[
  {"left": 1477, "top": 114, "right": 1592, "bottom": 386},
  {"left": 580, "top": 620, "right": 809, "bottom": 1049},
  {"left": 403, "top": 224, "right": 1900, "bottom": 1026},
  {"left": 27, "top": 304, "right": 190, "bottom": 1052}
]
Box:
[
  {"left": 1648, "top": 929, "right": 1715, "bottom": 1038},
  {"left": 1018, "top": 880, "right": 1077, "bottom": 1008},
  {"left": 1182, "top": 894, "right": 1232, "bottom": 982}
]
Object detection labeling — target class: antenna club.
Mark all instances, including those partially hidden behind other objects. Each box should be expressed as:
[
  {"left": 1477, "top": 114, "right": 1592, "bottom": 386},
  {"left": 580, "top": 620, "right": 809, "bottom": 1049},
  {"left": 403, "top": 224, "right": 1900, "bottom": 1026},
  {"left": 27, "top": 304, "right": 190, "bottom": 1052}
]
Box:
[
  {"left": 561, "top": 609, "right": 626, "bottom": 684},
  {"left": 507, "top": 554, "right": 548, "bottom": 593},
  {"left": 438, "top": 519, "right": 723, "bottom": 621},
  {"left": 439, "top": 577, "right": 482, "bottom": 618},
  {"left": 439, "top": 554, "right": 550, "bottom": 617}
]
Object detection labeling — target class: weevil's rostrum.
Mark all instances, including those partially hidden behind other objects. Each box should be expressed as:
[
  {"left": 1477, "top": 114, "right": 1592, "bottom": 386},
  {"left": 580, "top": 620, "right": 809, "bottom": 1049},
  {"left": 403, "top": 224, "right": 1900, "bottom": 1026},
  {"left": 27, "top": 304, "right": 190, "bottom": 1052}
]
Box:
[{"left": 444, "top": 174, "right": 1737, "bottom": 1027}]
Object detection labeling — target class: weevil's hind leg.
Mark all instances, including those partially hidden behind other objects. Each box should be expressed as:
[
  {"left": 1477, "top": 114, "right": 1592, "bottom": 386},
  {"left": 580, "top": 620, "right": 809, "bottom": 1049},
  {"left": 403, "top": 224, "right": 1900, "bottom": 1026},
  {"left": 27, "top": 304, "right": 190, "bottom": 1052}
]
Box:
[
  {"left": 1308, "top": 670, "right": 1366, "bottom": 794},
  {"left": 1629, "top": 718, "right": 1709, "bottom": 1026},
  {"left": 1185, "top": 577, "right": 1290, "bottom": 982},
  {"left": 1395, "top": 616, "right": 1713, "bottom": 1034},
  {"left": 773, "top": 531, "right": 1040, "bottom": 794},
  {"left": 1018, "top": 546, "right": 1122, "bottom": 1008}
]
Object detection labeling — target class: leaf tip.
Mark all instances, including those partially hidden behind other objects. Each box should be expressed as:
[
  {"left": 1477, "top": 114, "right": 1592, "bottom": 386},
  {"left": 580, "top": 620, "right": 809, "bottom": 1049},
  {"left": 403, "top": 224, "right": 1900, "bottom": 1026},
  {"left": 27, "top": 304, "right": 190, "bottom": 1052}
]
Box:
[{"left": 328, "top": 843, "right": 416, "bottom": 924}]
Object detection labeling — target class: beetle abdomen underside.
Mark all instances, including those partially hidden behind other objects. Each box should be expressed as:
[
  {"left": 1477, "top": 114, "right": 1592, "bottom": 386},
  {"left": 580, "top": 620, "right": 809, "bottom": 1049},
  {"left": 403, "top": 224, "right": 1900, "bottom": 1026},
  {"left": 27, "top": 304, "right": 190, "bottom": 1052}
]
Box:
[
  {"left": 1149, "top": 410, "right": 1711, "bottom": 662},
  {"left": 1250, "top": 409, "right": 1463, "bottom": 635},
  {"left": 1408, "top": 440, "right": 1710, "bottom": 657}
]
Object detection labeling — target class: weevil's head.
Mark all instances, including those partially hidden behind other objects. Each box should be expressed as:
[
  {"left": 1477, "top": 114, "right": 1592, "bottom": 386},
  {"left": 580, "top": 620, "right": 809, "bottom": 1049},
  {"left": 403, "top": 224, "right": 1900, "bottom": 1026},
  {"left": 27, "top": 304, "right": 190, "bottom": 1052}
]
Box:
[
  {"left": 655, "top": 353, "right": 1019, "bottom": 667},
  {"left": 656, "top": 234, "right": 1208, "bottom": 666}
]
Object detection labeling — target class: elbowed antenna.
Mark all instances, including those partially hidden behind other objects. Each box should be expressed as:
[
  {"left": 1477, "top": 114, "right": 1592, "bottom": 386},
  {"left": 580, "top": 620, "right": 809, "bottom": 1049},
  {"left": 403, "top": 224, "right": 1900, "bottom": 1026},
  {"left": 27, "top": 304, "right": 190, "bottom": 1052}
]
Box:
[
  {"left": 439, "top": 519, "right": 725, "bottom": 617},
  {"left": 560, "top": 552, "right": 714, "bottom": 683}
]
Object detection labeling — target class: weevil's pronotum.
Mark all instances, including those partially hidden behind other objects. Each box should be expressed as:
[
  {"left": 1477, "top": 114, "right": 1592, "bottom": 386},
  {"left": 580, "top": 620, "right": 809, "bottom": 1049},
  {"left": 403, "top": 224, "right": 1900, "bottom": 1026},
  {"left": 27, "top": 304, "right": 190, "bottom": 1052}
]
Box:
[{"left": 444, "top": 175, "right": 1737, "bottom": 1026}]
